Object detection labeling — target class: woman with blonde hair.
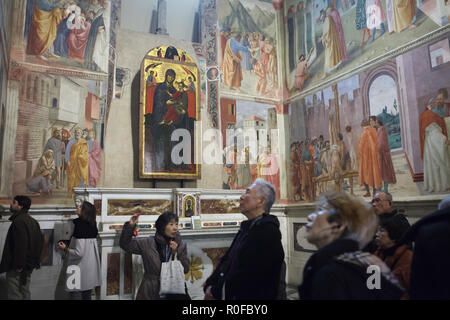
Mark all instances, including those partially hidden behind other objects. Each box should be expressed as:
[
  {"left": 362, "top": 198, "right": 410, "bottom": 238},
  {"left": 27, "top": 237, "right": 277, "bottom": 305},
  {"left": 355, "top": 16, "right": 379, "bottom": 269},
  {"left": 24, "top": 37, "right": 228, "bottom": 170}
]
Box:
[{"left": 298, "top": 191, "right": 405, "bottom": 299}]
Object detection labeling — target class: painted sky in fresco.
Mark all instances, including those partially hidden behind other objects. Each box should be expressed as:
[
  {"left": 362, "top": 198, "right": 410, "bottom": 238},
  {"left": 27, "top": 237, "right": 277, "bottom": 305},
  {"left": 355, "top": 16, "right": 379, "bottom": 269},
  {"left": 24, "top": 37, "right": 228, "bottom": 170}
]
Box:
[{"left": 369, "top": 74, "right": 398, "bottom": 116}]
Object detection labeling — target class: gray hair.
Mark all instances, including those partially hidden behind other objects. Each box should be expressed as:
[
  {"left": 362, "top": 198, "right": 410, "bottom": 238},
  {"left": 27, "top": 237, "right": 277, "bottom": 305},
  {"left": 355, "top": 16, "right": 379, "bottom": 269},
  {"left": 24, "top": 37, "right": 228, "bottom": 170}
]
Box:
[
  {"left": 252, "top": 178, "right": 276, "bottom": 213},
  {"left": 438, "top": 195, "right": 450, "bottom": 210}
]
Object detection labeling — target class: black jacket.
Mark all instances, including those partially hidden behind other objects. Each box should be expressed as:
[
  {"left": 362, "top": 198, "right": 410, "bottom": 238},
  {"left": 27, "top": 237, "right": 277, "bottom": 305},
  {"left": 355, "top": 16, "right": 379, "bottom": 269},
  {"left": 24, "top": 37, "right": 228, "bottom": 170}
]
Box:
[
  {"left": 401, "top": 206, "right": 450, "bottom": 300},
  {"left": 0, "top": 210, "right": 43, "bottom": 273},
  {"left": 205, "top": 213, "right": 284, "bottom": 300},
  {"left": 299, "top": 238, "right": 404, "bottom": 300}
]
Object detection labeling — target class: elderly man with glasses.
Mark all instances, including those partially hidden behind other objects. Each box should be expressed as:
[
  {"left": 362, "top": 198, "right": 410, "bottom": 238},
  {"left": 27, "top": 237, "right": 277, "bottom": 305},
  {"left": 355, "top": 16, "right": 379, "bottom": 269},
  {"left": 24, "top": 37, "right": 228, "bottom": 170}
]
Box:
[{"left": 364, "top": 191, "right": 410, "bottom": 253}]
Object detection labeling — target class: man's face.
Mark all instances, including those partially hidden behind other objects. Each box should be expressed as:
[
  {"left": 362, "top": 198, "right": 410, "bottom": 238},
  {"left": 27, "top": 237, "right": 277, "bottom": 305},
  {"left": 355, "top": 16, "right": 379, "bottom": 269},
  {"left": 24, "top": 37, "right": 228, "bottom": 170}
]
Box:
[
  {"left": 240, "top": 185, "right": 264, "bottom": 216},
  {"left": 10, "top": 200, "right": 22, "bottom": 213},
  {"left": 74, "top": 129, "right": 82, "bottom": 139},
  {"left": 369, "top": 118, "right": 376, "bottom": 127},
  {"left": 88, "top": 130, "right": 95, "bottom": 140},
  {"left": 54, "top": 130, "right": 61, "bottom": 140},
  {"left": 375, "top": 227, "right": 395, "bottom": 249},
  {"left": 436, "top": 93, "right": 445, "bottom": 108},
  {"left": 372, "top": 192, "right": 392, "bottom": 215}
]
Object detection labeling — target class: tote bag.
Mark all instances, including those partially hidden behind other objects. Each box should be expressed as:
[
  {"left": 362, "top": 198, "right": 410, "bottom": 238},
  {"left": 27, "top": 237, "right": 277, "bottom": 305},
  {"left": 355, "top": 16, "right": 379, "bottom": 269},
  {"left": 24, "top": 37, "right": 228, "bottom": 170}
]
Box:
[{"left": 159, "top": 253, "right": 186, "bottom": 296}]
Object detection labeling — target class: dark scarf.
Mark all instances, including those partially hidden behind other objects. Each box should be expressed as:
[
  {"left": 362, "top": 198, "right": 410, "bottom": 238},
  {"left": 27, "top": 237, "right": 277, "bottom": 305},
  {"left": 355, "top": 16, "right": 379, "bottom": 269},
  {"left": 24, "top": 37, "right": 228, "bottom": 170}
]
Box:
[
  {"left": 154, "top": 232, "right": 181, "bottom": 263},
  {"left": 72, "top": 218, "right": 98, "bottom": 239}
]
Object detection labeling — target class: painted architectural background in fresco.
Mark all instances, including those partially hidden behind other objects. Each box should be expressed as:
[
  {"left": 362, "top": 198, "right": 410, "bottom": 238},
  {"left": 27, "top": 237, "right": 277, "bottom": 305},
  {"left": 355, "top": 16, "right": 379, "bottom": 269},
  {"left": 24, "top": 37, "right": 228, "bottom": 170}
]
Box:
[
  {"left": 289, "top": 36, "right": 450, "bottom": 202},
  {"left": 220, "top": 98, "right": 281, "bottom": 198},
  {"left": 287, "top": 0, "right": 448, "bottom": 95}
]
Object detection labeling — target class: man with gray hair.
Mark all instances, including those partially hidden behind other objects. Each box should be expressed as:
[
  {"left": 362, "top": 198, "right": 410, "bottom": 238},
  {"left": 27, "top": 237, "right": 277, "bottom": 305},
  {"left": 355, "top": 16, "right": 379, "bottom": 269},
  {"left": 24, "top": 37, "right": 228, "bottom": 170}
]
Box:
[{"left": 204, "top": 178, "right": 284, "bottom": 300}]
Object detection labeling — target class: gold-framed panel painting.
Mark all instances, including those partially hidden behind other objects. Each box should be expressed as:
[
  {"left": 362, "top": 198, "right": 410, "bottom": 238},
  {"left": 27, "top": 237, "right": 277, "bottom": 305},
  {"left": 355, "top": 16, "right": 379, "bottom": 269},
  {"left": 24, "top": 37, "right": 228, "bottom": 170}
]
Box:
[{"left": 139, "top": 46, "right": 201, "bottom": 179}]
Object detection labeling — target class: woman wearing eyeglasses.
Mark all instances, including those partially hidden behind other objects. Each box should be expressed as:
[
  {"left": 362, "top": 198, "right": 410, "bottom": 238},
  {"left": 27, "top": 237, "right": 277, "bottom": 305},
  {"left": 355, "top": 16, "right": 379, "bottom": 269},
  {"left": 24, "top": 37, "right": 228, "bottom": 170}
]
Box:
[{"left": 298, "top": 191, "right": 405, "bottom": 300}]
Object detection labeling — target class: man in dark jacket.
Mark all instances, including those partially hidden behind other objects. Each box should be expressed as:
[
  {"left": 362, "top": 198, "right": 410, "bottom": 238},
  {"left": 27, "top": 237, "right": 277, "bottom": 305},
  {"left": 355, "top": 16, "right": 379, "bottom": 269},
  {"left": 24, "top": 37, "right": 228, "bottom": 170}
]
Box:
[
  {"left": 204, "top": 179, "right": 284, "bottom": 300},
  {"left": 0, "top": 196, "right": 43, "bottom": 299},
  {"left": 364, "top": 191, "right": 410, "bottom": 253},
  {"left": 402, "top": 196, "right": 450, "bottom": 300}
]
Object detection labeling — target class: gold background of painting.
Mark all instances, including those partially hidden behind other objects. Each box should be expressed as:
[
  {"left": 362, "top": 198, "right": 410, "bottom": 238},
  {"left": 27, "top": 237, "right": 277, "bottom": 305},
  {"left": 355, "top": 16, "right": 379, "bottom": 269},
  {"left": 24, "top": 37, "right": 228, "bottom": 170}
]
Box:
[{"left": 139, "top": 47, "right": 201, "bottom": 179}]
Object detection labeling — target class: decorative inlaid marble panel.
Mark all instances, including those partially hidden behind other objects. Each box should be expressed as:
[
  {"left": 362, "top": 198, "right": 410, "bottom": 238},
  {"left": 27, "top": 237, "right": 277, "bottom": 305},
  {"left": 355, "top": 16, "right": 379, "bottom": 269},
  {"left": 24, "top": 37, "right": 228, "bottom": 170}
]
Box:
[
  {"left": 107, "top": 199, "right": 173, "bottom": 216},
  {"left": 201, "top": 199, "right": 241, "bottom": 214}
]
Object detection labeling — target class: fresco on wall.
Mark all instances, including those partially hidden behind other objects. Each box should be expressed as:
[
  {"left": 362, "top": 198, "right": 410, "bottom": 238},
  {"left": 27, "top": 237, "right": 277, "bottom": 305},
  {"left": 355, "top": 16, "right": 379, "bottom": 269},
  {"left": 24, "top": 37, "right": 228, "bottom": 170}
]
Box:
[
  {"left": 217, "top": 0, "right": 279, "bottom": 100},
  {"left": 8, "top": 71, "right": 107, "bottom": 204},
  {"left": 220, "top": 99, "right": 281, "bottom": 198},
  {"left": 289, "top": 36, "right": 450, "bottom": 202},
  {"left": 21, "top": 0, "right": 112, "bottom": 73},
  {"left": 140, "top": 46, "right": 201, "bottom": 179},
  {"left": 287, "top": 0, "right": 448, "bottom": 95}
]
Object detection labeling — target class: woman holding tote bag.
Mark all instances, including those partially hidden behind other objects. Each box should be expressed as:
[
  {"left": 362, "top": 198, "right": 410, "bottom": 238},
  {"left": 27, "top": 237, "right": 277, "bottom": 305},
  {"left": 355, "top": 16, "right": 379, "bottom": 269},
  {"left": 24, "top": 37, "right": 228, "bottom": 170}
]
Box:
[
  {"left": 57, "top": 201, "right": 102, "bottom": 300},
  {"left": 120, "top": 211, "right": 190, "bottom": 300}
]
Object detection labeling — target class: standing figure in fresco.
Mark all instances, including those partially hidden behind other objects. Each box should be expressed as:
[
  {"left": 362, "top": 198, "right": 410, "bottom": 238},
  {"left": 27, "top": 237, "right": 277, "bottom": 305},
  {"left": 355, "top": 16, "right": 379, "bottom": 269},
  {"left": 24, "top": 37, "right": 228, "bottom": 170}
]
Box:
[
  {"left": 392, "top": 0, "right": 417, "bottom": 33},
  {"left": 84, "top": 0, "right": 106, "bottom": 70},
  {"left": 222, "top": 33, "right": 250, "bottom": 91},
  {"left": 87, "top": 129, "right": 102, "bottom": 187},
  {"left": 344, "top": 125, "right": 359, "bottom": 171},
  {"left": 43, "top": 128, "right": 64, "bottom": 189},
  {"left": 301, "top": 140, "right": 315, "bottom": 201},
  {"left": 26, "top": 0, "right": 64, "bottom": 60},
  {"left": 376, "top": 118, "right": 397, "bottom": 193},
  {"left": 240, "top": 33, "right": 253, "bottom": 71},
  {"left": 164, "top": 46, "right": 180, "bottom": 60},
  {"left": 264, "top": 146, "right": 281, "bottom": 199},
  {"left": 425, "top": 88, "right": 450, "bottom": 118},
  {"left": 67, "top": 7, "right": 92, "bottom": 62},
  {"left": 60, "top": 128, "right": 71, "bottom": 187},
  {"left": 66, "top": 128, "right": 89, "bottom": 197},
  {"left": 219, "top": 27, "right": 231, "bottom": 71},
  {"left": 264, "top": 38, "right": 277, "bottom": 90},
  {"left": 290, "top": 143, "right": 301, "bottom": 201},
  {"left": 293, "top": 47, "right": 314, "bottom": 92},
  {"left": 355, "top": 0, "right": 371, "bottom": 47},
  {"left": 236, "top": 148, "right": 252, "bottom": 189},
  {"left": 326, "top": 6, "right": 347, "bottom": 62},
  {"left": 224, "top": 145, "right": 238, "bottom": 189},
  {"left": 419, "top": 89, "right": 450, "bottom": 193},
  {"left": 320, "top": 10, "right": 344, "bottom": 79},
  {"left": 385, "top": 0, "right": 395, "bottom": 34},
  {"left": 146, "top": 69, "right": 178, "bottom": 172},
  {"left": 358, "top": 118, "right": 382, "bottom": 197},
  {"left": 252, "top": 58, "right": 267, "bottom": 95},
  {"left": 249, "top": 33, "right": 261, "bottom": 62},
  {"left": 296, "top": 141, "right": 305, "bottom": 201},
  {"left": 92, "top": 0, "right": 110, "bottom": 73},
  {"left": 366, "top": 0, "right": 386, "bottom": 42},
  {"left": 52, "top": 3, "right": 76, "bottom": 58}
]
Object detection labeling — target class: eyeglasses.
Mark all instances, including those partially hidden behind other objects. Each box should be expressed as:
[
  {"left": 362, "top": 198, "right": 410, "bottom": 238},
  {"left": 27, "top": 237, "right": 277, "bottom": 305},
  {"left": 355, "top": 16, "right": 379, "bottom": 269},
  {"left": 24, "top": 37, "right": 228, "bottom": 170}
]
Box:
[{"left": 371, "top": 198, "right": 385, "bottom": 204}]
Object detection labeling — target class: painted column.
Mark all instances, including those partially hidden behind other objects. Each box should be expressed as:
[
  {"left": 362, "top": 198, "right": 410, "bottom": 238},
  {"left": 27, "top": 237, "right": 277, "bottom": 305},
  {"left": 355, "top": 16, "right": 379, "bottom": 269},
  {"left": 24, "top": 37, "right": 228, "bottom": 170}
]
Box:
[
  {"left": 0, "top": 80, "right": 20, "bottom": 196},
  {"left": 10, "top": 0, "right": 27, "bottom": 60},
  {"left": 157, "top": 0, "right": 169, "bottom": 35},
  {"left": 272, "top": 0, "right": 289, "bottom": 101},
  {"left": 276, "top": 104, "right": 290, "bottom": 203}
]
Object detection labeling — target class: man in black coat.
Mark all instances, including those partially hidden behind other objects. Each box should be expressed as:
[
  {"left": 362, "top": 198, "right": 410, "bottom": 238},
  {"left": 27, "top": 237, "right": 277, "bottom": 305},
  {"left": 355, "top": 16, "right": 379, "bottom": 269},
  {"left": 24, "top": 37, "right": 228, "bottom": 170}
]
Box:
[
  {"left": 402, "top": 196, "right": 450, "bottom": 300},
  {"left": 204, "top": 179, "right": 285, "bottom": 300},
  {"left": 364, "top": 191, "right": 410, "bottom": 253},
  {"left": 0, "top": 196, "right": 43, "bottom": 299}
]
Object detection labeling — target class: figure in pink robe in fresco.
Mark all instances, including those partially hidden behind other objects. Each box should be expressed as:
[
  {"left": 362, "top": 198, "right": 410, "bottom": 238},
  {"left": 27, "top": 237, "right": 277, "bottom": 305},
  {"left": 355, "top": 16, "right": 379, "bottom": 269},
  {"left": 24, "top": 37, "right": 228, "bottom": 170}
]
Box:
[
  {"left": 87, "top": 129, "right": 102, "bottom": 187},
  {"left": 326, "top": 6, "right": 347, "bottom": 62},
  {"left": 67, "top": 8, "right": 91, "bottom": 62}
]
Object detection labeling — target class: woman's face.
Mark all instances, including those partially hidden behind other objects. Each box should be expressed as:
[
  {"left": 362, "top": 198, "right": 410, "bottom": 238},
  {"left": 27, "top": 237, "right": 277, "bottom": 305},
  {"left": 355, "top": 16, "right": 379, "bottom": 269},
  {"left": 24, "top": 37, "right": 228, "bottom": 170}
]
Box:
[
  {"left": 164, "top": 219, "right": 178, "bottom": 238},
  {"left": 306, "top": 205, "right": 342, "bottom": 249}
]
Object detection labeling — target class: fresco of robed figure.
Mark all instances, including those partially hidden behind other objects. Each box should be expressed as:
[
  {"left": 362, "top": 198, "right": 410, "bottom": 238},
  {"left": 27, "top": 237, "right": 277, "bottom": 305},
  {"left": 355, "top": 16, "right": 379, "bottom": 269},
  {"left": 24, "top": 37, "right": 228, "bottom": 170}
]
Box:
[{"left": 140, "top": 46, "right": 200, "bottom": 180}]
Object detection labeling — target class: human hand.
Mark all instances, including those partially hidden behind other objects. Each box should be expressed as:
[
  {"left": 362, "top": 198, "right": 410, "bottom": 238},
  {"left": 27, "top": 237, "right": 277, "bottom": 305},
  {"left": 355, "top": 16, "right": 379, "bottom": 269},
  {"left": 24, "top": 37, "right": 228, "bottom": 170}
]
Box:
[
  {"left": 57, "top": 241, "right": 67, "bottom": 251},
  {"left": 169, "top": 240, "right": 178, "bottom": 253},
  {"left": 129, "top": 213, "right": 141, "bottom": 226}
]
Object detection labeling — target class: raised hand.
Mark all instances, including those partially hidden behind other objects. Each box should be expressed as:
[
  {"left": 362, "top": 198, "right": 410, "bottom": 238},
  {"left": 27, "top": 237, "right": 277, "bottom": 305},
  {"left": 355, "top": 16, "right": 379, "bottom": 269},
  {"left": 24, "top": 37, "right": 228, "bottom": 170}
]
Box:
[{"left": 129, "top": 213, "right": 141, "bottom": 226}]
